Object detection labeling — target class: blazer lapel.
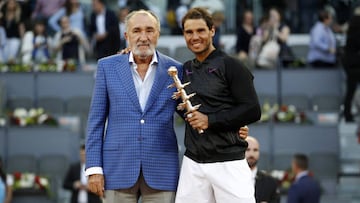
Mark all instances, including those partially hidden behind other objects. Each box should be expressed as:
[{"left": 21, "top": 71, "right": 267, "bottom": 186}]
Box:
[
  {"left": 115, "top": 55, "right": 142, "bottom": 112},
  {"left": 143, "top": 55, "right": 169, "bottom": 113}
]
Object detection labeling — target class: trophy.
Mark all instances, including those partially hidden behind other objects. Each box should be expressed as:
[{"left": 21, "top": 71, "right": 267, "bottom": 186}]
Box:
[{"left": 167, "top": 66, "right": 203, "bottom": 133}]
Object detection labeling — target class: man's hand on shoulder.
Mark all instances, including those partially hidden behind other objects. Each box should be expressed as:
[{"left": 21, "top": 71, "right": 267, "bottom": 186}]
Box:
[{"left": 118, "top": 47, "right": 131, "bottom": 54}]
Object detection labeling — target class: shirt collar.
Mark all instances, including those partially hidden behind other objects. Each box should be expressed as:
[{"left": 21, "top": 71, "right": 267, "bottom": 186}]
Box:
[
  {"left": 129, "top": 51, "right": 158, "bottom": 69},
  {"left": 295, "top": 170, "right": 308, "bottom": 182},
  {"left": 252, "top": 167, "right": 258, "bottom": 179}
]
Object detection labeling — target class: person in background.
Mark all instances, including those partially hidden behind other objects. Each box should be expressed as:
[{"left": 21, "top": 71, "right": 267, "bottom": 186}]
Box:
[
  {"left": 125, "top": 0, "right": 148, "bottom": 12},
  {"left": 53, "top": 15, "right": 90, "bottom": 68},
  {"left": 174, "top": 0, "right": 191, "bottom": 35},
  {"left": 89, "top": 0, "right": 120, "bottom": 60},
  {"left": 287, "top": 153, "right": 321, "bottom": 203},
  {"left": 175, "top": 7, "right": 261, "bottom": 203},
  {"left": 0, "top": 23, "right": 7, "bottom": 63},
  {"left": 307, "top": 9, "right": 337, "bottom": 68},
  {"left": 21, "top": 19, "right": 52, "bottom": 65},
  {"left": 0, "top": 167, "right": 4, "bottom": 203},
  {"left": 267, "top": 7, "right": 294, "bottom": 67},
  {"left": 342, "top": 6, "right": 360, "bottom": 122},
  {"left": 1, "top": 0, "right": 25, "bottom": 63},
  {"left": 31, "top": 0, "right": 65, "bottom": 35},
  {"left": 118, "top": 6, "right": 129, "bottom": 50},
  {"left": 248, "top": 15, "right": 271, "bottom": 68},
  {"left": 236, "top": 9, "right": 255, "bottom": 62},
  {"left": 211, "top": 10, "right": 224, "bottom": 50},
  {"left": 0, "top": 157, "right": 12, "bottom": 203},
  {"left": 48, "top": 0, "right": 87, "bottom": 38},
  {"left": 63, "top": 145, "right": 102, "bottom": 203},
  {"left": 245, "top": 136, "right": 280, "bottom": 203},
  {"left": 32, "top": 0, "right": 65, "bottom": 20}
]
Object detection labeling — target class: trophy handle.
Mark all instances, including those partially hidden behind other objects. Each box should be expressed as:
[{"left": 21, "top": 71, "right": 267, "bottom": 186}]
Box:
[{"left": 168, "top": 66, "right": 204, "bottom": 134}]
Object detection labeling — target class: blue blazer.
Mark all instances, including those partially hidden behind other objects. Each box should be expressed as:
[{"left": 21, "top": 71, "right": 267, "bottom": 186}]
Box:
[
  {"left": 86, "top": 51, "right": 183, "bottom": 191},
  {"left": 287, "top": 175, "right": 321, "bottom": 203}
]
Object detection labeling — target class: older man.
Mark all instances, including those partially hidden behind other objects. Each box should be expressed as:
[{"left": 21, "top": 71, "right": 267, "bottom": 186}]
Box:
[{"left": 85, "top": 9, "right": 183, "bottom": 203}]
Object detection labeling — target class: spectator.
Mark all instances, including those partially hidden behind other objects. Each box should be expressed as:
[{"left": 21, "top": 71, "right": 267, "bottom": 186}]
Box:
[
  {"left": 174, "top": 0, "right": 191, "bottom": 35},
  {"left": 253, "top": 14, "right": 281, "bottom": 69},
  {"left": 287, "top": 153, "right": 321, "bottom": 203},
  {"left": 343, "top": 7, "right": 360, "bottom": 122},
  {"left": 125, "top": 0, "right": 149, "bottom": 11},
  {"left": 211, "top": 10, "right": 225, "bottom": 50},
  {"left": 1, "top": 0, "right": 25, "bottom": 63},
  {"left": 32, "top": 0, "right": 65, "bottom": 20},
  {"left": 307, "top": 9, "right": 337, "bottom": 68},
  {"left": 267, "top": 7, "right": 294, "bottom": 67},
  {"left": 0, "top": 0, "right": 5, "bottom": 11},
  {"left": 0, "top": 24, "right": 6, "bottom": 63},
  {"left": 0, "top": 156, "right": 12, "bottom": 203},
  {"left": 21, "top": 19, "right": 52, "bottom": 64},
  {"left": 255, "top": 7, "right": 293, "bottom": 69},
  {"left": 0, "top": 170, "right": 3, "bottom": 203},
  {"left": 31, "top": 0, "right": 65, "bottom": 34},
  {"left": 0, "top": 157, "right": 5, "bottom": 203},
  {"left": 53, "top": 15, "right": 90, "bottom": 68},
  {"left": 48, "top": 0, "right": 87, "bottom": 38},
  {"left": 245, "top": 136, "right": 280, "bottom": 203},
  {"left": 63, "top": 145, "right": 102, "bottom": 203},
  {"left": 236, "top": 9, "right": 255, "bottom": 62},
  {"left": 118, "top": 7, "right": 129, "bottom": 50},
  {"left": 247, "top": 15, "right": 271, "bottom": 69},
  {"left": 89, "top": 0, "right": 120, "bottom": 59}
]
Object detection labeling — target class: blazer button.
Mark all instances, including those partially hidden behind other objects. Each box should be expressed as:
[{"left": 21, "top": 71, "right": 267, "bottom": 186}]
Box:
[{"left": 140, "top": 119, "right": 145, "bottom": 124}]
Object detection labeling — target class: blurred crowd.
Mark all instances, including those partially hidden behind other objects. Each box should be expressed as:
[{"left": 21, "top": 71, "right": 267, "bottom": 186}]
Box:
[
  {"left": 0, "top": 0, "right": 142, "bottom": 68},
  {"left": 0, "top": 0, "right": 358, "bottom": 70}
]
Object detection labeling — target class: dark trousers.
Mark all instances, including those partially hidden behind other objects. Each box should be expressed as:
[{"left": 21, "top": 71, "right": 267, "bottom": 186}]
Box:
[{"left": 344, "top": 74, "right": 360, "bottom": 120}]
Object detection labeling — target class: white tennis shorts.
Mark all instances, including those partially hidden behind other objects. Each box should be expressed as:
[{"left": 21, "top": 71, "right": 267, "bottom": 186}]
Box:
[{"left": 175, "top": 156, "right": 255, "bottom": 203}]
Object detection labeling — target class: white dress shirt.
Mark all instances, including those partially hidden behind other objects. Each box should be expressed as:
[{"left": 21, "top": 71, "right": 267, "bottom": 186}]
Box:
[
  {"left": 129, "top": 52, "right": 158, "bottom": 111},
  {"left": 78, "top": 164, "right": 87, "bottom": 203},
  {"left": 251, "top": 167, "right": 258, "bottom": 186},
  {"left": 96, "top": 10, "right": 106, "bottom": 35}
]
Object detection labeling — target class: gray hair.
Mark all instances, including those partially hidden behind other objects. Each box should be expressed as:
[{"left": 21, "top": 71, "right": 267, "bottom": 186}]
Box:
[{"left": 125, "top": 9, "right": 161, "bottom": 32}]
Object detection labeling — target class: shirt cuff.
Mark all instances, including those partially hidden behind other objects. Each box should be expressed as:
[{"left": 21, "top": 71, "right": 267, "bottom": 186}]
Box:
[{"left": 85, "top": 167, "right": 103, "bottom": 177}]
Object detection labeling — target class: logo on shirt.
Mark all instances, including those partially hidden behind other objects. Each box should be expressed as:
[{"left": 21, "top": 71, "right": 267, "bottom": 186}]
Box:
[
  {"left": 185, "top": 69, "right": 193, "bottom": 75},
  {"left": 208, "top": 67, "right": 217, "bottom": 73}
]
